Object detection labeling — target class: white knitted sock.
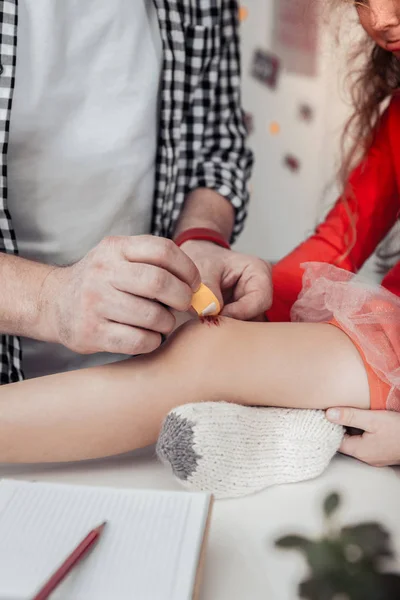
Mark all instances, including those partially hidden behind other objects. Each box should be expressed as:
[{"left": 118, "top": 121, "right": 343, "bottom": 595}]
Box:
[{"left": 157, "top": 403, "right": 344, "bottom": 499}]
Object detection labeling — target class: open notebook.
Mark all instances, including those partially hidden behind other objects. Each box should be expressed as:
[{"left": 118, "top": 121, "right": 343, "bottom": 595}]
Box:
[{"left": 0, "top": 479, "right": 213, "bottom": 600}]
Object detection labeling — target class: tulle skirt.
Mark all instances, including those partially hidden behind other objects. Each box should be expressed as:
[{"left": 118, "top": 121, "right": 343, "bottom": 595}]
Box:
[{"left": 291, "top": 263, "right": 400, "bottom": 411}]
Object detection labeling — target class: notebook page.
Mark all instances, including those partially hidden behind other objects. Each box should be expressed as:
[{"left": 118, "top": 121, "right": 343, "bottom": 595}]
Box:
[{"left": 0, "top": 479, "right": 211, "bottom": 600}]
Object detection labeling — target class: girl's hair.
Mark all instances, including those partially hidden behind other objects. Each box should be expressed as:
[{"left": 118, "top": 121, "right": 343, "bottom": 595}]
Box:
[
  {"left": 340, "top": 38, "right": 400, "bottom": 188},
  {"left": 337, "top": 6, "right": 400, "bottom": 267}
]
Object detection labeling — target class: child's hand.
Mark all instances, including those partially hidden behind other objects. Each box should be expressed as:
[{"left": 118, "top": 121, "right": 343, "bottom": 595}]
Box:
[{"left": 326, "top": 407, "right": 400, "bottom": 467}]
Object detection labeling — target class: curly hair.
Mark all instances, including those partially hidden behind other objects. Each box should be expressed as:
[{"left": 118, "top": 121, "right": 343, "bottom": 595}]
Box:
[
  {"left": 340, "top": 38, "right": 400, "bottom": 187},
  {"left": 336, "top": 4, "right": 400, "bottom": 267}
]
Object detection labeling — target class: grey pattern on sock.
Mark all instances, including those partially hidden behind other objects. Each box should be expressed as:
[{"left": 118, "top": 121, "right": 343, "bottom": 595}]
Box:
[{"left": 156, "top": 413, "right": 201, "bottom": 481}]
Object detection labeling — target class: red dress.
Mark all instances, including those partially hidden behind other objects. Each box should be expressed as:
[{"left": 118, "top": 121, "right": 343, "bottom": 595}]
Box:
[{"left": 267, "top": 94, "right": 400, "bottom": 411}]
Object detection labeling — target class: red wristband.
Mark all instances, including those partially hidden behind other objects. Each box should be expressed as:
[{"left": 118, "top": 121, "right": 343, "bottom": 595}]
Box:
[{"left": 174, "top": 228, "right": 231, "bottom": 250}]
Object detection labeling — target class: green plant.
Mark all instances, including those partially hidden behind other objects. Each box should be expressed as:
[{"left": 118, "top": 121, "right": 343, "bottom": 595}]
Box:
[{"left": 275, "top": 492, "right": 400, "bottom": 600}]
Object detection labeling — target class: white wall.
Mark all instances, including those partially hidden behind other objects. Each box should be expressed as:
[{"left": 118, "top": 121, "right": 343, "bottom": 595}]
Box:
[{"left": 234, "top": 2, "right": 362, "bottom": 264}]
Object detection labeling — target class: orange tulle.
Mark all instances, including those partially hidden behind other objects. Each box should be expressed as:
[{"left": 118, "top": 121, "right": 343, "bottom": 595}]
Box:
[{"left": 291, "top": 263, "right": 400, "bottom": 412}]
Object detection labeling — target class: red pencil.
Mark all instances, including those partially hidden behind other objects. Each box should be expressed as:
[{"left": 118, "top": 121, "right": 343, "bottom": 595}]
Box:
[{"left": 32, "top": 521, "right": 107, "bottom": 600}]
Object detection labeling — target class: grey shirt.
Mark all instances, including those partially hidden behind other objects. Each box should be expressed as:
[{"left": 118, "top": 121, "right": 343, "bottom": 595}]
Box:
[{"left": 8, "top": 0, "right": 162, "bottom": 378}]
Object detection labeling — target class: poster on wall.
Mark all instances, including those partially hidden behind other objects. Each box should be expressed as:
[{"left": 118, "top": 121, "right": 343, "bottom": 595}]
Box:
[{"left": 272, "top": 0, "right": 319, "bottom": 77}]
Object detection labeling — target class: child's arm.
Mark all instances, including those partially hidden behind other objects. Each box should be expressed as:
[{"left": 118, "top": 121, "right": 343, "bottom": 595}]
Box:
[
  {"left": 0, "top": 317, "right": 369, "bottom": 464},
  {"left": 268, "top": 101, "right": 399, "bottom": 322}
]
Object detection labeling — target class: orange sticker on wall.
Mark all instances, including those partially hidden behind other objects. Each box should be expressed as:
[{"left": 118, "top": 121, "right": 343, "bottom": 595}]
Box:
[
  {"left": 239, "top": 6, "right": 248, "bottom": 22},
  {"left": 269, "top": 121, "right": 280, "bottom": 135}
]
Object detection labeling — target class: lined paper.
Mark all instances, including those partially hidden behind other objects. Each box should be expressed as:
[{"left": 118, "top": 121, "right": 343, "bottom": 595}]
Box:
[{"left": 0, "top": 480, "right": 211, "bottom": 600}]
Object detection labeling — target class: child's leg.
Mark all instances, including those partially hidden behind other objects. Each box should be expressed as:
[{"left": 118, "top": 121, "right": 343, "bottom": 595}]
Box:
[
  {"left": 155, "top": 264, "right": 399, "bottom": 498},
  {"left": 194, "top": 317, "right": 370, "bottom": 411},
  {"left": 0, "top": 328, "right": 205, "bottom": 463},
  {"left": 0, "top": 316, "right": 367, "bottom": 464},
  {"left": 157, "top": 316, "right": 370, "bottom": 497}
]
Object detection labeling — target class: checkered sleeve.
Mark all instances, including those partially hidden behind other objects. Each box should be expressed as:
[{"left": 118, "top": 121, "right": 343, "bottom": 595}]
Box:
[
  {"left": 190, "top": 0, "right": 253, "bottom": 242},
  {"left": 0, "top": 0, "right": 23, "bottom": 384}
]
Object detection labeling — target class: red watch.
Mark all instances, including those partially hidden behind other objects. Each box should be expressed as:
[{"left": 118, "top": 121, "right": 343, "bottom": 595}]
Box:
[{"left": 174, "top": 227, "right": 231, "bottom": 250}]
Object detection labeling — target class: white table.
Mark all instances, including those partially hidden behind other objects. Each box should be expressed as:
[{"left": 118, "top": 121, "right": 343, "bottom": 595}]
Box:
[{"left": 1, "top": 452, "right": 400, "bottom": 599}]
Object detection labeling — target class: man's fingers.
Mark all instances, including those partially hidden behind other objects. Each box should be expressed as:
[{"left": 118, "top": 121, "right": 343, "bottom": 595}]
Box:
[
  {"left": 198, "top": 276, "right": 224, "bottom": 311},
  {"left": 119, "top": 235, "right": 201, "bottom": 291},
  {"left": 222, "top": 260, "right": 273, "bottom": 320},
  {"left": 326, "top": 407, "right": 375, "bottom": 433},
  {"left": 99, "top": 322, "right": 162, "bottom": 355},
  {"left": 113, "top": 262, "right": 194, "bottom": 312},
  {"left": 103, "top": 291, "right": 176, "bottom": 335},
  {"left": 221, "top": 290, "right": 269, "bottom": 320}
]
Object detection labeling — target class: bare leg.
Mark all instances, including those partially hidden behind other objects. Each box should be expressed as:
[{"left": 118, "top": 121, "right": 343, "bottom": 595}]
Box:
[
  {"left": 196, "top": 317, "right": 370, "bottom": 410},
  {"left": 0, "top": 317, "right": 368, "bottom": 463},
  {"left": 157, "top": 317, "right": 368, "bottom": 497},
  {"left": 0, "top": 327, "right": 205, "bottom": 463}
]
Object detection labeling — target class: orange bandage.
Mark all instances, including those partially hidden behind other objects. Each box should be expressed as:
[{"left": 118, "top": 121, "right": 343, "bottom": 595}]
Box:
[{"left": 191, "top": 284, "right": 221, "bottom": 317}]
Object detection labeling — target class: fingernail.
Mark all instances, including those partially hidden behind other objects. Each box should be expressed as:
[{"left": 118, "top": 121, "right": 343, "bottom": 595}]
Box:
[{"left": 327, "top": 408, "right": 341, "bottom": 422}]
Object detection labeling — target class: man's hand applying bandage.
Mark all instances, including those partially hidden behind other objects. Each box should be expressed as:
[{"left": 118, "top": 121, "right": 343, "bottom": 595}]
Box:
[
  {"left": 178, "top": 239, "right": 272, "bottom": 320},
  {"left": 173, "top": 188, "right": 272, "bottom": 321}
]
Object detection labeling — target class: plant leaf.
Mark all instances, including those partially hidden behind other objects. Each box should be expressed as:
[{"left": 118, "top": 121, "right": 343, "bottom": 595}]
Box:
[
  {"left": 323, "top": 492, "right": 340, "bottom": 518},
  {"left": 299, "top": 577, "right": 333, "bottom": 600},
  {"left": 341, "top": 523, "right": 393, "bottom": 564},
  {"left": 305, "top": 540, "right": 344, "bottom": 574},
  {"left": 275, "top": 534, "right": 310, "bottom": 551}
]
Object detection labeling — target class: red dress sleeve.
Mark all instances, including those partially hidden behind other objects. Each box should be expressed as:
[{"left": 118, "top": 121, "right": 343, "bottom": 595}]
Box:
[{"left": 267, "top": 104, "right": 399, "bottom": 322}]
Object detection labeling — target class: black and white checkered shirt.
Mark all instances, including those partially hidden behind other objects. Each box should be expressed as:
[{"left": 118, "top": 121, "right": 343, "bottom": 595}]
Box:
[{"left": 0, "top": 0, "right": 253, "bottom": 384}]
